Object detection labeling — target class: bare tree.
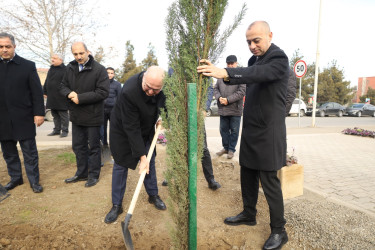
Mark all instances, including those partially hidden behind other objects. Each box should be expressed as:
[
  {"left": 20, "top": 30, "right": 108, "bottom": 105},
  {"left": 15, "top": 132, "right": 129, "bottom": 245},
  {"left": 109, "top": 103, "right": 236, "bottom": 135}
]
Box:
[{"left": 0, "top": 0, "right": 99, "bottom": 65}]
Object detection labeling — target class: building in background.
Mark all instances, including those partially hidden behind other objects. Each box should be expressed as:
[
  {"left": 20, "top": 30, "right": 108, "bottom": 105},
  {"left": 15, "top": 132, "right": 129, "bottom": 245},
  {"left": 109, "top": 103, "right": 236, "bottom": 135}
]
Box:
[{"left": 356, "top": 76, "right": 375, "bottom": 102}]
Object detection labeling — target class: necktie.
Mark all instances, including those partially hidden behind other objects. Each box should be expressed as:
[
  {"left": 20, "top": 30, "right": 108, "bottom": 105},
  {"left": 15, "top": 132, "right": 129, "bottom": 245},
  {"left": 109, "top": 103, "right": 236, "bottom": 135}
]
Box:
[{"left": 79, "top": 64, "right": 84, "bottom": 71}]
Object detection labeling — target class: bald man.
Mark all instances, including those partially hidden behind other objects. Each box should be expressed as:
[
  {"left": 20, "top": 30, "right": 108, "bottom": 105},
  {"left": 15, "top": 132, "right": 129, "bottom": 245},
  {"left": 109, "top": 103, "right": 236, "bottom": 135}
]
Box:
[
  {"left": 198, "top": 21, "right": 289, "bottom": 250},
  {"left": 104, "top": 66, "right": 167, "bottom": 224},
  {"left": 60, "top": 42, "right": 109, "bottom": 188}
]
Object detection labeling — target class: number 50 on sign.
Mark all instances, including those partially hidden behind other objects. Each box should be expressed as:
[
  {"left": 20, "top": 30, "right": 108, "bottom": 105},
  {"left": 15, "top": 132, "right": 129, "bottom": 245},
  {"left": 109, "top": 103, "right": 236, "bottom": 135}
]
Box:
[{"left": 293, "top": 60, "right": 307, "bottom": 78}]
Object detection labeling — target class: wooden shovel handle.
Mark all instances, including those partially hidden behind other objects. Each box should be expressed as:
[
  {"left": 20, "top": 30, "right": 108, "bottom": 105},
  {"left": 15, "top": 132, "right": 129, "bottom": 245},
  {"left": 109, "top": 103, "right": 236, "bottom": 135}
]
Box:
[{"left": 127, "top": 124, "right": 162, "bottom": 215}]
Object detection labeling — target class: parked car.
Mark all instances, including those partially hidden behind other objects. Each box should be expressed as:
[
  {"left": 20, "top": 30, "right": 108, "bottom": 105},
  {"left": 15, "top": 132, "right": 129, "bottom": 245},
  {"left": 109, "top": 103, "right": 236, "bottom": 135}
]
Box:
[
  {"left": 306, "top": 102, "right": 346, "bottom": 117},
  {"left": 346, "top": 103, "right": 375, "bottom": 117},
  {"left": 206, "top": 99, "right": 218, "bottom": 117},
  {"left": 289, "top": 98, "right": 307, "bottom": 116}
]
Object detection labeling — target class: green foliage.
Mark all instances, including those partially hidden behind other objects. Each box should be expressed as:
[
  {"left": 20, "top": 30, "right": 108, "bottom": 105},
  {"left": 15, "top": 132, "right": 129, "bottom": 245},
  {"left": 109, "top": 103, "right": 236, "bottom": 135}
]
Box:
[
  {"left": 163, "top": 1, "right": 246, "bottom": 248},
  {"left": 57, "top": 152, "right": 76, "bottom": 164},
  {"left": 118, "top": 41, "right": 142, "bottom": 83},
  {"left": 141, "top": 43, "right": 159, "bottom": 70},
  {"left": 93, "top": 46, "right": 105, "bottom": 64},
  {"left": 359, "top": 87, "right": 375, "bottom": 104},
  {"left": 118, "top": 41, "right": 159, "bottom": 83},
  {"left": 290, "top": 50, "right": 354, "bottom": 105}
]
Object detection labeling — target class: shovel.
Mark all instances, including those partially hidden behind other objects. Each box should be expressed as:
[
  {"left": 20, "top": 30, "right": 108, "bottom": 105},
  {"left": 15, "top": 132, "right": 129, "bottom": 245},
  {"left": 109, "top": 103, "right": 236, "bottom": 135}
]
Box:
[
  {"left": 121, "top": 124, "right": 162, "bottom": 250},
  {"left": 0, "top": 184, "right": 10, "bottom": 202}
]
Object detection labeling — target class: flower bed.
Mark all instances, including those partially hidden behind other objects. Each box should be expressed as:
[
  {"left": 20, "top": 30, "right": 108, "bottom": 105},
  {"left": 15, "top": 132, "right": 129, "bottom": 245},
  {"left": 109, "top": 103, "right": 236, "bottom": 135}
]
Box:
[
  {"left": 156, "top": 133, "right": 167, "bottom": 145},
  {"left": 342, "top": 127, "right": 375, "bottom": 138}
]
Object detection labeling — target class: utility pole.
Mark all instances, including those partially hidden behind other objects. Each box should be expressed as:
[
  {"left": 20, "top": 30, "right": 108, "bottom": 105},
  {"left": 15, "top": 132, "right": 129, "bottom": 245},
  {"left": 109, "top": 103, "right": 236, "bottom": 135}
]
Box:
[{"left": 312, "top": 0, "right": 323, "bottom": 127}]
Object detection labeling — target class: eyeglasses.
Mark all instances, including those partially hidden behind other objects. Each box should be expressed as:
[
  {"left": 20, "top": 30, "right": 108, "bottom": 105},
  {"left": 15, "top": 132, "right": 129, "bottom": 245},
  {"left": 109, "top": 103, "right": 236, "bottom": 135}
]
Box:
[{"left": 143, "top": 80, "right": 162, "bottom": 92}]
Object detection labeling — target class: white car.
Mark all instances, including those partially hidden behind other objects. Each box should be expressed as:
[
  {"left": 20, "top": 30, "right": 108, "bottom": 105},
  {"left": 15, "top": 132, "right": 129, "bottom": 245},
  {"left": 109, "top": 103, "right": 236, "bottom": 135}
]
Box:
[{"left": 289, "top": 98, "right": 307, "bottom": 116}]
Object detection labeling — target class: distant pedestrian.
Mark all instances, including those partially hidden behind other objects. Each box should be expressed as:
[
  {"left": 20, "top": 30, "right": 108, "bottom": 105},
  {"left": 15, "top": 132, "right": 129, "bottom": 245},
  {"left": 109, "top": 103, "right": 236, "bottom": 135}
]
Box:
[
  {"left": 43, "top": 54, "right": 69, "bottom": 137},
  {"left": 214, "top": 55, "right": 246, "bottom": 159},
  {"left": 0, "top": 32, "right": 44, "bottom": 193},
  {"left": 101, "top": 67, "right": 122, "bottom": 147},
  {"left": 60, "top": 42, "right": 109, "bottom": 188}
]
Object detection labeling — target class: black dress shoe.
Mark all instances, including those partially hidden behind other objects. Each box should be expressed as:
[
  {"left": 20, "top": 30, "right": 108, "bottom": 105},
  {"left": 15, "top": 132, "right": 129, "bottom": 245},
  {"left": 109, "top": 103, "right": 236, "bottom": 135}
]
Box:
[
  {"left": 162, "top": 180, "right": 168, "bottom": 186},
  {"left": 60, "top": 131, "right": 68, "bottom": 137},
  {"left": 65, "top": 176, "right": 87, "bottom": 183},
  {"left": 263, "top": 231, "right": 288, "bottom": 250},
  {"left": 208, "top": 179, "right": 221, "bottom": 190},
  {"left": 31, "top": 183, "right": 43, "bottom": 193},
  {"left": 85, "top": 178, "right": 99, "bottom": 187},
  {"left": 47, "top": 131, "right": 60, "bottom": 136},
  {"left": 104, "top": 204, "right": 123, "bottom": 224},
  {"left": 4, "top": 179, "right": 24, "bottom": 190},
  {"left": 148, "top": 195, "right": 167, "bottom": 210},
  {"left": 224, "top": 211, "right": 256, "bottom": 226}
]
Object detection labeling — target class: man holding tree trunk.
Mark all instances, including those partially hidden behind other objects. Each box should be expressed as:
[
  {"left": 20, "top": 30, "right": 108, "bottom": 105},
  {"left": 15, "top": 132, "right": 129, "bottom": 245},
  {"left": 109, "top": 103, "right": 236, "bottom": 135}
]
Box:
[{"left": 197, "top": 21, "right": 289, "bottom": 250}]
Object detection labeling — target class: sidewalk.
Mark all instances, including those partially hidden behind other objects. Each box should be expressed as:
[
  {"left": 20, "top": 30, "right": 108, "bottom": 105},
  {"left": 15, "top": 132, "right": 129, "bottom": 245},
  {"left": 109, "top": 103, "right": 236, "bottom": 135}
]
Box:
[{"left": 206, "top": 126, "right": 375, "bottom": 217}]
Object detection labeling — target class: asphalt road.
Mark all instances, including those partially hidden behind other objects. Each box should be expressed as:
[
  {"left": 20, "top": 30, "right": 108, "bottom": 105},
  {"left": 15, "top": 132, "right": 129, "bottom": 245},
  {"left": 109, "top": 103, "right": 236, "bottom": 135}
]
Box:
[{"left": 205, "top": 115, "right": 375, "bottom": 129}]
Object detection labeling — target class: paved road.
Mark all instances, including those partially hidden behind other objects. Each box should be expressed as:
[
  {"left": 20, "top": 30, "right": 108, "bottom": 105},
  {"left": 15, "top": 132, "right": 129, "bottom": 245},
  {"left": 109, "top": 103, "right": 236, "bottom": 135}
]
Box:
[{"left": 35, "top": 117, "right": 375, "bottom": 216}]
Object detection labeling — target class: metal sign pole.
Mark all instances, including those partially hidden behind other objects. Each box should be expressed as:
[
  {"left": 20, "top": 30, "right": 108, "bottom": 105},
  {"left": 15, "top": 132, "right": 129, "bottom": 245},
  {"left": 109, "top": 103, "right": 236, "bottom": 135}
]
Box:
[{"left": 298, "top": 77, "right": 302, "bottom": 128}]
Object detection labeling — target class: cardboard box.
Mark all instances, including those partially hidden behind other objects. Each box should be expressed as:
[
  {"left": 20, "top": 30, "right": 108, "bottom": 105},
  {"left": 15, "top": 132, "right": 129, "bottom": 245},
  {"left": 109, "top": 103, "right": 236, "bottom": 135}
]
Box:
[{"left": 277, "top": 164, "right": 304, "bottom": 199}]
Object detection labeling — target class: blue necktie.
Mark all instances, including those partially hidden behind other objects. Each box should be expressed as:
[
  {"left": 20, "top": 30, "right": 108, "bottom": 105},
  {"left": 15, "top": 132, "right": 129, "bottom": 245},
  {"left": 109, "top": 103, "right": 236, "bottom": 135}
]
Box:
[{"left": 79, "top": 64, "right": 84, "bottom": 71}]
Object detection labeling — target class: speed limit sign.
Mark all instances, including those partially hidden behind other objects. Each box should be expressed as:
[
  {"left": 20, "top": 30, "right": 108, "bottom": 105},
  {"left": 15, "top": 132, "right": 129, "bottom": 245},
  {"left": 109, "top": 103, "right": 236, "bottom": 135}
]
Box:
[{"left": 293, "top": 60, "right": 307, "bottom": 78}]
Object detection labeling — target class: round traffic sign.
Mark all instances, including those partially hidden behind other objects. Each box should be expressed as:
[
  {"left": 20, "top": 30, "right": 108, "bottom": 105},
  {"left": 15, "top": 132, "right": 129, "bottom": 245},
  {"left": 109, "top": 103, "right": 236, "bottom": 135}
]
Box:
[{"left": 293, "top": 60, "right": 307, "bottom": 78}]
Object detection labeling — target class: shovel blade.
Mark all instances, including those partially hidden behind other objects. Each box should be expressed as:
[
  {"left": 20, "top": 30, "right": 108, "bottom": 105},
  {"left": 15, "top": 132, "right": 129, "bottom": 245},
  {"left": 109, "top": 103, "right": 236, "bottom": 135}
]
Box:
[
  {"left": 101, "top": 145, "right": 112, "bottom": 165},
  {"left": 121, "top": 213, "right": 134, "bottom": 250},
  {"left": 0, "top": 184, "right": 10, "bottom": 203}
]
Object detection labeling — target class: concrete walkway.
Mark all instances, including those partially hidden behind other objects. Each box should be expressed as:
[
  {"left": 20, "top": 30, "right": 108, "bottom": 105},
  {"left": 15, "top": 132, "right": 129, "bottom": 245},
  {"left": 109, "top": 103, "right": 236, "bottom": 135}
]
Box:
[{"left": 206, "top": 126, "right": 375, "bottom": 217}]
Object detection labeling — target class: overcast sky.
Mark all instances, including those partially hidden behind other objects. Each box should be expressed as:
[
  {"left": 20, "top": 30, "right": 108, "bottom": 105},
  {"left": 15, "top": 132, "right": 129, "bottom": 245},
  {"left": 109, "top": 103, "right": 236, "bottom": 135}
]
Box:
[{"left": 70, "top": 0, "right": 375, "bottom": 87}]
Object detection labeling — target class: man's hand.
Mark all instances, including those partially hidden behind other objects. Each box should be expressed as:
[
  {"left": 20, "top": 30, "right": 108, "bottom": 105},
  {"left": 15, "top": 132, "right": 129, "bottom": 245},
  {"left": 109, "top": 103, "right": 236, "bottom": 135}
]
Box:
[
  {"left": 138, "top": 155, "right": 149, "bottom": 174},
  {"left": 219, "top": 97, "right": 228, "bottom": 105},
  {"left": 197, "top": 59, "right": 228, "bottom": 79},
  {"left": 34, "top": 116, "right": 44, "bottom": 127},
  {"left": 68, "top": 91, "right": 79, "bottom": 104}
]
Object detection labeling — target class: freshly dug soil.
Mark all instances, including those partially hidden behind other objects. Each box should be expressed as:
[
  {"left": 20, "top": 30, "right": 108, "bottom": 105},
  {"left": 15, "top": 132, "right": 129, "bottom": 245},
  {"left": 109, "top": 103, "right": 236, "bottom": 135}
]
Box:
[{"left": 1, "top": 145, "right": 374, "bottom": 249}]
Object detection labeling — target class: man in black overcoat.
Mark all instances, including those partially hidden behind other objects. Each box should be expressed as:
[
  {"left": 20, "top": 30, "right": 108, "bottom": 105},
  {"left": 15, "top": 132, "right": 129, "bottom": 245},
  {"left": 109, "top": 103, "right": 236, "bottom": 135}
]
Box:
[
  {"left": 43, "top": 54, "right": 69, "bottom": 137},
  {"left": 0, "top": 32, "right": 45, "bottom": 193},
  {"left": 197, "top": 21, "right": 289, "bottom": 250},
  {"left": 104, "top": 66, "right": 167, "bottom": 224},
  {"left": 60, "top": 42, "right": 109, "bottom": 188}
]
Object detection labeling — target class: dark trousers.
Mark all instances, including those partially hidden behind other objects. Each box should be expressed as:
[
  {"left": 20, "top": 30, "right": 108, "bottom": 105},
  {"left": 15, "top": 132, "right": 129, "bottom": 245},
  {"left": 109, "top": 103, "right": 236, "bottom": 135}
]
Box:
[
  {"left": 52, "top": 109, "right": 69, "bottom": 133},
  {"left": 111, "top": 141, "right": 158, "bottom": 205},
  {"left": 202, "top": 127, "right": 214, "bottom": 182},
  {"left": 240, "top": 167, "right": 286, "bottom": 233},
  {"left": 219, "top": 115, "right": 241, "bottom": 152},
  {"left": 0, "top": 138, "right": 40, "bottom": 185},
  {"left": 72, "top": 124, "right": 101, "bottom": 179}
]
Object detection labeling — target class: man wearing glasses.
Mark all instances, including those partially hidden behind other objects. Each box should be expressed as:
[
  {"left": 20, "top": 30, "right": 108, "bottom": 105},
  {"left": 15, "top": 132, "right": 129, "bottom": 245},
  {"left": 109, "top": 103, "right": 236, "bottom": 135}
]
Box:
[{"left": 104, "top": 66, "right": 167, "bottom": 224}]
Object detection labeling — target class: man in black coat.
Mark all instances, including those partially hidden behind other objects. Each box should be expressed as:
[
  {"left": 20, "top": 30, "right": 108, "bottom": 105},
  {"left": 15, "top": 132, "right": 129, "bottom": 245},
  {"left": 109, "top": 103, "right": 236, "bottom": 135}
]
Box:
[
  {"left": 43, "top": 54, "right": 69, "bottom": 137},
  {"left": 104, "top": 66, "right": 167, "bottom": 224},
  {"left": 0, "top": 32, "right": 44, "bottom": 193},
  {"left": 60, "top": 42, "right": 109, "bottom": 188},
  {"left": 197, "top": 21, "right": 289, "bottom": 250}
]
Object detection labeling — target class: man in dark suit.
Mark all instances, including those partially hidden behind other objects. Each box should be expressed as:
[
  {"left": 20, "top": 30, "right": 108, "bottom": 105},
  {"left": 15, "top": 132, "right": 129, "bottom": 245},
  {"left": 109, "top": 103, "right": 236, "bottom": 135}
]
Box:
[
  {"left": 60, "top": 42, "right": 109, "bottom": 188},
  {"left": 43, "top": 54, "right": 69, "bottom": 137},
  {"left": 197, "top": 21, "right": 289, "bottom": 250},
  {"left": 0, "top": 32, "right": 45, "bottom": 193},
  {"left": 104, "top": 66, "right": 167, "bottom": 224}
]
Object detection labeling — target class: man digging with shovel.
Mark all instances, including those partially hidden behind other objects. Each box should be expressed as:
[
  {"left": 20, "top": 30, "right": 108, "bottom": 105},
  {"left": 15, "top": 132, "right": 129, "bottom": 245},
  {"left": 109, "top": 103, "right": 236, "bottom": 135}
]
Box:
[{"left": 104, "top": 66, "right": 167, "bottom": 224}]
